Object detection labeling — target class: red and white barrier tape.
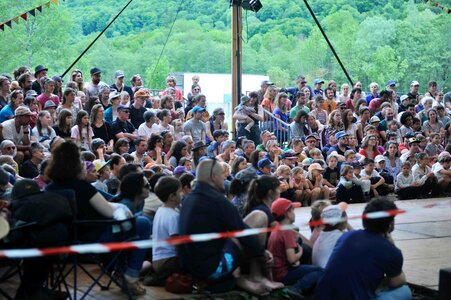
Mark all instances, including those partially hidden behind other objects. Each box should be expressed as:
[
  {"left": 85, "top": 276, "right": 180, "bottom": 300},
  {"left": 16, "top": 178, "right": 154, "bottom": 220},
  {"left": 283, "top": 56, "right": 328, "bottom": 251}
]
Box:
[{"left": 0, "top": 200, "right": 450, "bottom": 259}]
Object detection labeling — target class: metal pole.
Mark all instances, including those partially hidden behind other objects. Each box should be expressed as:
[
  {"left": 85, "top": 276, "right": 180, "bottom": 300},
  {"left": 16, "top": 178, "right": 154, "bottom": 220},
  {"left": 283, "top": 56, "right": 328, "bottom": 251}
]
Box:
[
  {"left": 302, "top": 0, "right": 354, "bottom": 86},
  {"left": 61, "top": 0, "right": 135, "bottom": 78}
]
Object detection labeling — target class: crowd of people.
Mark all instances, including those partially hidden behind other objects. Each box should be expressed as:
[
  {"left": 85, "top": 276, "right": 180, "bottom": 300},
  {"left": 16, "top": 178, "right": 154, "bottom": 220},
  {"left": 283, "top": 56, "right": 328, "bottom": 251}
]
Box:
[{"left": 0, "top": 64, "right": 449, "bottom": 299}]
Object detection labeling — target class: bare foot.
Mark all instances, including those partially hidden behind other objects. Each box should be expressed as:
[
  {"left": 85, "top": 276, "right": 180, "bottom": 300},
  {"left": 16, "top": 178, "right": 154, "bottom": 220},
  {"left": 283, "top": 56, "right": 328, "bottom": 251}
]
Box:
[{"left": 236, "top": 276, "right": 270, "bottom": 296}]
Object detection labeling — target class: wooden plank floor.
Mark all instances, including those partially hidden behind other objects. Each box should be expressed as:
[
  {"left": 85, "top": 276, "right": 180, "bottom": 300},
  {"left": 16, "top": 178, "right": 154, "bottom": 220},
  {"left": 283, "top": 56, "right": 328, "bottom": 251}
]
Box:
[{"left": 1, "top": 198, "right": 449, "bottom": 299}]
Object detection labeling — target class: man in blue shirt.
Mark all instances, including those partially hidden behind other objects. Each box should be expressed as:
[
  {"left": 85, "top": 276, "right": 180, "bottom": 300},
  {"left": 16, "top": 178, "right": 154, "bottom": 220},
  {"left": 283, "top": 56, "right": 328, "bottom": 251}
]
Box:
[
  {"left": 316, "top": 198, "right": 412, "bottom": 300},
  {"left": 313, "top": 79, "right": 325, "bottom": 96}
]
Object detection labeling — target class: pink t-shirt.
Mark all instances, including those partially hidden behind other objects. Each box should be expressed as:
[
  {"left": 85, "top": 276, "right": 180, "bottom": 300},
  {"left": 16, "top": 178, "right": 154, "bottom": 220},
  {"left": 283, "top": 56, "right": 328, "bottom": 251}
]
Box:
[{"left": 36, "top": 93, "right": 60, "bottom": 109}]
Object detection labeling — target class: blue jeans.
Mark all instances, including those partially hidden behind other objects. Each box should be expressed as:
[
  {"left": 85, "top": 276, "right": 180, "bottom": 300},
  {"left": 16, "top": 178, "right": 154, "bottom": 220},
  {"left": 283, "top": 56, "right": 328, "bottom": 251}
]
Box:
[
  {"left": 375, "top": 285, "right": 412, "bottom": 300},
  {"left": 282, "top": 264, "right": 323, "bottom": 293},
  {"left": 98, "top": 216, "right": 151, "bottom": 278}
]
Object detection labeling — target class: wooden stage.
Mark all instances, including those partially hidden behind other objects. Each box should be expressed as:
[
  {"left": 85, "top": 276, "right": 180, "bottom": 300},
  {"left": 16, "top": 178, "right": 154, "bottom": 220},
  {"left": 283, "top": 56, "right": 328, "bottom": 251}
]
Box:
[{"left": 1, "top": 198, "right": 449, "bottom": 299}]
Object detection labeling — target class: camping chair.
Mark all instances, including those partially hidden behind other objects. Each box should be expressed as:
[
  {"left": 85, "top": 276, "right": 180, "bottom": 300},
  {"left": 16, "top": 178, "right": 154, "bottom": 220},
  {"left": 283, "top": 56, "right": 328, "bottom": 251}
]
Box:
[
  {"left": 47, "top": 188, "right": 138, "bottom": 300},
  {"left": 0, "top": 221, "right": 38, "bottom": 300}
]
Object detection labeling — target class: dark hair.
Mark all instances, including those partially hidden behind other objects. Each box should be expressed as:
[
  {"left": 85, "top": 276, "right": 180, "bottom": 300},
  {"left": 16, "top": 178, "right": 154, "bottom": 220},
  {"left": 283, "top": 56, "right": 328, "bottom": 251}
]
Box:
[
  {"left": 115, "top": 172, "right": 145, "bottom": 201},
  {"left": 149, "top": 173, "right": 167, "bottom": 192},
  {"left": 362, "top": 197, "right": 397, "bottom": 234},
  {"left": 229, "top": 177, "right": 250, "bottom": 197},
  {"left": 80, "top": 151, "right": 96, "bottom": 162},
  {"left": 294, "top": 109, "right": 308, "bottom": 123},
  {"left": 249, "top": 150, "right": 261, "bottom": 169},
  {"left": 155, "top": 177, "right": 181, "bottom": 202},
  {"left": 363, "top": 158, "right": 374, "bottom": 166},
  {"left": 341, "top": 109, "right": 354, "bottom": 131},
  {"left": 123, "top": 153, "right": 134, "bottom": 163},
  {"left": 56, "top": 109, "right": 72, "bottom": 133},
  {"left": 171, "top": 141, "right": 187, "bottom": 166},
  {"left": 46, "top": 141, "right": 83, "bottom": 182},
  {"left": 147, "top": 133, "right": 163, "bottom": 151},
  {"left": 114, "top": 138, "right": 129, "bottom": 154},
  {"left": 350, "top": 88, "right": 362, "bottom": 100},
  {"left": 157, "top": 109, "right": 171, "bottom": 121},
  {"left": 179, "top": 173, "right": 195, "bottom": 189},
  {"left": 213, "top": 129, "right": 225, "bottom": 139},
  {"left": 231, "top": 156, "right": 246, "bottom": 176},
  {"left": 244, "top": 175, "right": 280, "bottom": 216},
  {"left": 109, "top": 153, "right": 124, "bottom": 169},
  {"left": 118, "top": 163, "right": 141, "bottom": 180},
  {"left": 134, "top": 137, "right": 146, "bottom": 146}
]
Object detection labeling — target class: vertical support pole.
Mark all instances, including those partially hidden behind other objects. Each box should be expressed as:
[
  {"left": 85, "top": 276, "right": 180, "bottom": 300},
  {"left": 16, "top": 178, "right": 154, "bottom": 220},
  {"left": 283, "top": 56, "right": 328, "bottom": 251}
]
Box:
[{"left": 231, "top": 3, "right": 242, "bottom": 136}]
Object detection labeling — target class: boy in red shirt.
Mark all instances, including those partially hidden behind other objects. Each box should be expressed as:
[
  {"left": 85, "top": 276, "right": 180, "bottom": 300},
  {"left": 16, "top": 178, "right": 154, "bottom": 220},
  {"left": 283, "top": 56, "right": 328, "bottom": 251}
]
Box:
[{"left": 268, "top": 198, "right": 323, "bottom": 297}]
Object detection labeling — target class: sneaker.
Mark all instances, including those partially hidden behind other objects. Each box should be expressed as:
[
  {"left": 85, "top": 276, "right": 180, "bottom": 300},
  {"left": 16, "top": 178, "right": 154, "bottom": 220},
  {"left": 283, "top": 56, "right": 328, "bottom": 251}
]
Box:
[{"left": 126, "top": 280, "right": 147, "bottom": 296}]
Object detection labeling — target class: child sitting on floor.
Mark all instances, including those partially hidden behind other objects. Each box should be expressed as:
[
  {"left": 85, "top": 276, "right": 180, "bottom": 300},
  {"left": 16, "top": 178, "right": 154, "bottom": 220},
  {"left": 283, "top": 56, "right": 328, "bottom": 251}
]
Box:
[
  {"left": 396, "top": 161, "right": 417, "bottom": 200},
  {"left": 336, "top": 165, "right": 365, "bottom": 203},
  {"left": 307, "top": 163, "right": 330, "bottom": 203},
  {"left": 268, "top": 198, "right": 323, "bottom": 298},
  {"left": 291, "top": 166, "right": 312, "bottom": 207},
  {"left": 144, "top": 177, "right": 182, "bottom": 286}
]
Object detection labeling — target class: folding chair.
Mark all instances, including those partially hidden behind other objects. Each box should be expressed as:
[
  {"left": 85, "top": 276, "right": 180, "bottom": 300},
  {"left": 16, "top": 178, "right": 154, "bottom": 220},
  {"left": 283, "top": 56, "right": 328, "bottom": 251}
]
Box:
[
  {"left": 47, "top": 188, "right": 139, "bottom": 300},
  {"left": 0, "top": 221, "right": 38, "bottom": 300}
]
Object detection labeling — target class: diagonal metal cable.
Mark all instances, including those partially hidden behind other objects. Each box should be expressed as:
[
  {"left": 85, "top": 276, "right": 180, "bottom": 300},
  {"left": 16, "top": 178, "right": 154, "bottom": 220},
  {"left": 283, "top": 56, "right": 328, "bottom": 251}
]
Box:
[{"left": 149, "top": 0, "right": 184, "bottom": 83}]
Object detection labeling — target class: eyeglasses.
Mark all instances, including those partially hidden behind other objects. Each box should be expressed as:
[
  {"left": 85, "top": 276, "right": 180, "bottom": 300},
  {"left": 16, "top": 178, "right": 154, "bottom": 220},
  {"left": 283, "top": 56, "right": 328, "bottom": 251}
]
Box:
[
  {"left": 194, "top": 89, "right": 200, "bottom": 91},
  {"left": 209, "top": 158, "right": 218, "bottom": 178},
  {"left": 217, "top": 112, "right": 225, "bottom": 116},
  {"left": 5, "top": 146, "right": 15, "bottom": 150}
]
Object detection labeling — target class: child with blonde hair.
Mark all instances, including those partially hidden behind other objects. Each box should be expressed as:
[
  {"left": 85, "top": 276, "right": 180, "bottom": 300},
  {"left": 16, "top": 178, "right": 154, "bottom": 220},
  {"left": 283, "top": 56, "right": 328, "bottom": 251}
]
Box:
[
  {"left": 291, "top": 166, "right": 312, "bottom": 206},
  {"left": 307, "top": 163, "right": 330, "bottom": 202}
]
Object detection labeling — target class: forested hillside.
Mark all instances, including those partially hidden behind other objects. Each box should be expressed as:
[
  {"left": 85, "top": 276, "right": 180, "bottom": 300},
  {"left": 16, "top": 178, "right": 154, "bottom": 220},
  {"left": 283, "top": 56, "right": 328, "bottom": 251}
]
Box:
[{"left": 0, "top": 0, "right": 449, "bottom": 91}]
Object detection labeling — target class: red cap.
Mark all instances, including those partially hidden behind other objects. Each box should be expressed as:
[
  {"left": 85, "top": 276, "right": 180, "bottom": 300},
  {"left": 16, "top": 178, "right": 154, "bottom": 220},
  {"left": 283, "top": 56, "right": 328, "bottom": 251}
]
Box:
[{"left": 271, "top": 198, "right": 301, "bottom": 217}]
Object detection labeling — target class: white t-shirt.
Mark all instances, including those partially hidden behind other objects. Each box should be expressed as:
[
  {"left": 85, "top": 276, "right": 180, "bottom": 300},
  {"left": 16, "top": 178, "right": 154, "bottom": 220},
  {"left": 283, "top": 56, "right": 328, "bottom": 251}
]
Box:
[
  {"left": 137, "top": 122, "right": 159, "bottom": 138},
  {"left": 1, "top": 119, "right": 29, "bottom": 145},
  {"left": 312, "top": 229, "right": 343, "bottom": 268},
  {"left": 152, "top": 206, "right": 179, "bottom": 261},
  {"left": 432, "top": 162, "right": 445, "bottom": 181}
]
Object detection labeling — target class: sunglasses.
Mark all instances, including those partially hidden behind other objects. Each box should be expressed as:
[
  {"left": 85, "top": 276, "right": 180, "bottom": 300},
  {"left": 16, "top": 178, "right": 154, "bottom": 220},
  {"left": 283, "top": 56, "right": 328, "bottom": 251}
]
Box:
[
  {"left": 5, "top": 146, "right": 16, "bottom": 150},
  {"left": 209, "top": 158, "right": 218, "bottom": 178},
  {"left": 217, "top": 112, "right": 225, "bottom": 116},
  {"left": 122, "top": 110, "right": 130, "bottom": 114}
]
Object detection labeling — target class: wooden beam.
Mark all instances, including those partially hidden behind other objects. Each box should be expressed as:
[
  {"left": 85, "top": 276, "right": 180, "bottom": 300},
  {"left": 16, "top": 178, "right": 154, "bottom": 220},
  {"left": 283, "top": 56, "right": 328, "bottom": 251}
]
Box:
[{"left": 231, "top": 3, "right": 242, "bottom": 136}]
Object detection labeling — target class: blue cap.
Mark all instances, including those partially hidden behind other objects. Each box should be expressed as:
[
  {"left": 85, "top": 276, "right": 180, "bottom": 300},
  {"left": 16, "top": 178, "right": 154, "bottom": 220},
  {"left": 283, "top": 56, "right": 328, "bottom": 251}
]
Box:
[
  {"left": 335, "top": 131, "right": 348, "bottom": 141},
  {"left": 117, "top": 104, "right": 130, "bottom": 112},
  {"left": 387, "top": 80, "right": 396, "bottom": 87},
  {"left": 258, "top": 158, "right": 273, "bottom": 169},
  {"left": 191, "top": 106, "right": 206, "bottom": 113},
  {"left": 314, "top": 79, "right": 324, "bottom": 85}
]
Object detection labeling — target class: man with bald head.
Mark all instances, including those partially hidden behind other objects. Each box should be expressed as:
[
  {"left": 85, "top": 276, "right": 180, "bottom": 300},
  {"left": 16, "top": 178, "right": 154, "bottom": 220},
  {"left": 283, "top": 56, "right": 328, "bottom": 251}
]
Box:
[{"left": 179, "top": 159, "right": 279, "bottom": 294}]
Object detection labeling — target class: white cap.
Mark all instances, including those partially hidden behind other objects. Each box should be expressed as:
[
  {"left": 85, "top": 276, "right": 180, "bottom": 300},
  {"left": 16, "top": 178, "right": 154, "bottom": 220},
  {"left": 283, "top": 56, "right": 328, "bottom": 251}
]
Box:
[
  {"left": 370, "top": 116, "right": 380, "bottom": 123},
  {"left": 375, "top": 155, "right": 386, "bottom": 163},
  {"left": 410, "top": 81, "right": 420, "bottom": 86}
]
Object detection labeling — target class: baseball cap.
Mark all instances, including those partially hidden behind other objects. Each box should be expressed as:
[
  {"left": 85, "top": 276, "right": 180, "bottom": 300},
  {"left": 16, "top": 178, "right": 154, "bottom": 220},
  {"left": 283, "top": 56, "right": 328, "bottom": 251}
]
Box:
[
  {"left": 408, "top": 138, "right": 420, "bottom": 145},
  {"left": 321, "top": 205, "right": 346, "bottom": 226},
  {"left": 191, "top": 106, "right": 206, "bottom": 113},
  {"left": 117, "top": 104, "right": 130, "bottom": 112},
  {"left": 134, "top": 89, "right": 148, "bottom": 99},
  {"left": 93, "top": 159, "right": 110, "bottom": 172},
  {"left": 235, "top": 167, "right": 258, "bottom": 184},
  {"left": 302, "top": 157, "right": 314, "bottom": 168},
  {"left": 257, "top": 158, "right": 273, "bottom": 169},
  {"left": 90, "top": 67, "right": 101, "bottom": 75},
  {"left": 403, "top": 131, "right": 415, "bottom": 138},
  {"left": 335, "top": 131, "right": 348, "bottom": 141},
  {"left": 15, "top": 106, "right": 32, "bottom": 117},
  {"left": 25, "top": 90, "right": 38, "bottom": 98},
  {"left": 370, "top": 116, "right": 381, "bottom": 123},
  {"left": 192, "top": 141, "right": 207, "bottom": 151},
  {"left": 387, "top": 80, "right": 396, "bottom": 87},
  {"left": 261, "top": 80, "right": 274, "bottom": 87},
  {"left": 281, "top": 150, "right": 298, "bottom": 159},
  {"left": 400, "top": 95, "right": 409, "bottom": 102},
  {"left": 305, "top": 133, "right": 320, "bottom": 141},
  {"left": 410, "top": 81, "right": 419, "bottom": 86},
  {"left": 44, "top": 100, "right": 57, "bottom": 110},
  {"left": 108, "top": 91, "right": 121, "bottom": 102},
  {"left": 314, "top": 79, "right": 324, "bottom": 85},
  {"left": 271, "top": 198, "right": 301, "bottom": 218},
  {"left": 114, "top": 70, "right": 125, "bottom": 78},
  {"left": 308, "top": 163, "right": 324, "bottom": 172},
  {"left": 375, "top": 155, "right": 386, "bottom": 163},
  {"left": 51, "top": 75, "right": 63, "bottom": 82}
]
